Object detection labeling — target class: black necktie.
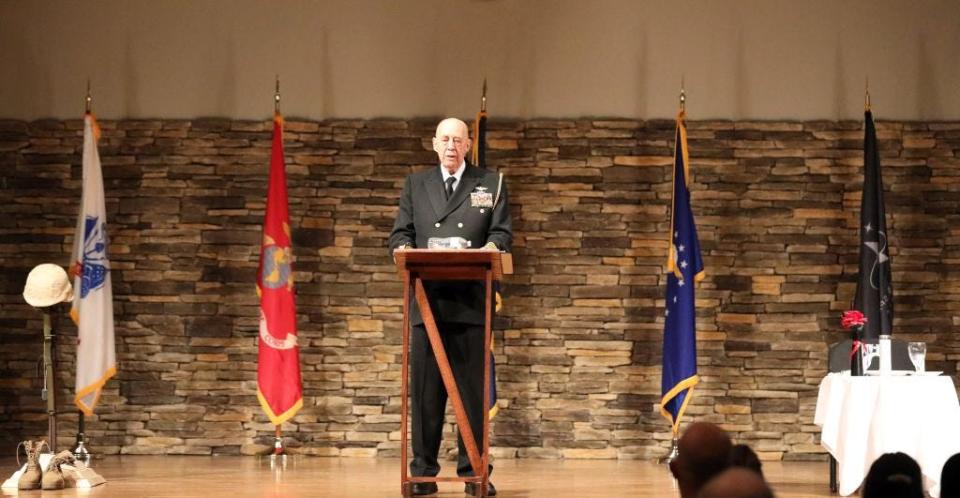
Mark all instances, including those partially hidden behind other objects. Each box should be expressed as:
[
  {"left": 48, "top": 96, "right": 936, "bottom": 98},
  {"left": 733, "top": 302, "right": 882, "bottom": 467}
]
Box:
[{"left": 445, "top": 177, "right": 456, "bottom": 200}]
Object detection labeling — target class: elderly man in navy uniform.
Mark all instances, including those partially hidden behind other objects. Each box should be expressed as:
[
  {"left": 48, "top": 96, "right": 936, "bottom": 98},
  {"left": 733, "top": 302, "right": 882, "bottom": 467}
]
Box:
[{"left": 389, "top": 117, "right": 512, "bottom": 496}]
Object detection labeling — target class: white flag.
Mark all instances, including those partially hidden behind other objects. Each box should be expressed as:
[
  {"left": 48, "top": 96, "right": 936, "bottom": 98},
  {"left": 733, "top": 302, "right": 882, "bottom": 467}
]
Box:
[{"left": 69, "top": 114, "right": 116, "bottom": 415}]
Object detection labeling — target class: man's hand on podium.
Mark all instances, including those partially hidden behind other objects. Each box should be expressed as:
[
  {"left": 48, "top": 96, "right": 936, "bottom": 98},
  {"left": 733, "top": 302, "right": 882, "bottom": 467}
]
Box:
[
  {"left": 393, "top": 244, "right": 410, "bottom": 264},
  {"left": 481, "top": 242, "right": 499, "bottom": 251}
]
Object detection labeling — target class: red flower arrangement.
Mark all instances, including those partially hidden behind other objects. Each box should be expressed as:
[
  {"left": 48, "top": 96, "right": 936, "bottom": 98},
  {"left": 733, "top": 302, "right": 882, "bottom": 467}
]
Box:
[
  {"left": 841, "top": 310, "right": 868, "bottom": 375},
  {"left": 841, "top": 310, "right": 867, "bottom": 330}
]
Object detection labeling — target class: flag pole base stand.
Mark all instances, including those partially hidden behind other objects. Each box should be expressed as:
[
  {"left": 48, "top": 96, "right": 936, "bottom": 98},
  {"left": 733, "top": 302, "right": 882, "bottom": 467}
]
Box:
[
  {"left": 272, "top": 434, "right": 284, "bottom": 459},
  {"left": 255, "top": 434, "right": 301, "bottom": 470},
  {"left": 72, "top": 441, "right": 91, "bottom": 466},
  {"left": 257, "top": 453, "right": 302, "bottom": 471},
  {"left": 73, "top": 412, "right": 91, "bottom": 465},
  {"left": 269, "top": 452, "right": 287, "bottom": 469},
  {"left": 657, "top": 436, "right": 680, "bottom": 465}
]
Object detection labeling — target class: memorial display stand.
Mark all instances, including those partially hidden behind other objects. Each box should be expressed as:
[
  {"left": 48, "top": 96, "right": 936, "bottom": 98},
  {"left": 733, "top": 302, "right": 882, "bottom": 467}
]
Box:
[{"left": 394, "top": 249, "right": 512, "bottom": 498}]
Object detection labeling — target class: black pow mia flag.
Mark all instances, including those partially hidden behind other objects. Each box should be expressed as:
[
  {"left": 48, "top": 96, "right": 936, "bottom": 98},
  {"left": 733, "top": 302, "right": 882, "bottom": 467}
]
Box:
[{"left": 853, "top": 110, "right": 894, "bottom": 339}]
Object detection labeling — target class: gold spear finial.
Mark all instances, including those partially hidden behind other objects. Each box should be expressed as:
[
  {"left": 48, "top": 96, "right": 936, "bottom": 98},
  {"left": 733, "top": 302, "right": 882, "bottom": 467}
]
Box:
[
  {"left": 85, "top": 79, "right": 92, "bottom": 114},
  {"left": 274, "top": 75, "right": 281, "bottom": 114},
  {"left": 679, "top": 75, "right": 686, "bottom": 113},
  {"left": 864, "top": 76, "right": 871, "bottom": 111},
  {"left": 481, "top": 78, "right": 487, "bottom": 113}
]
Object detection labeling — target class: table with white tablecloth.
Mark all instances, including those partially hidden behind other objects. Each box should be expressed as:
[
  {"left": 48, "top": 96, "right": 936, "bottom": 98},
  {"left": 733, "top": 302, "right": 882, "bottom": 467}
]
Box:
[{"left": 814, "top": 373, "right": 960, "bottom": 497}]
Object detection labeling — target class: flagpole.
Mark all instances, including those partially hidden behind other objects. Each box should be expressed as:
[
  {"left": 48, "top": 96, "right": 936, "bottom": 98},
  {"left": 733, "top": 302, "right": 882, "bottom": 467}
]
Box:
[
  {"left": 658, "top": 82, "right": 688, "bottom": 465},
  {"left": 274, "top": 75, "right": 281, "bottom": 116},
  {"left": 472, "top": 78, "right": 488, "bottom": 167},
  {"left": 269, "top": 75, "right": 287, "bottom": 460},
  {"left": 481, "top": 77, "right": 487, "bottom": 113},
  {"left": 72, "top": 81, "right": 93, "bottom": 463},
  {"left": 85, "top": 79, "right": 92, "bottom": 114},
  {"left": 679, "top": 76, "right": 686, "bottom": 113}
]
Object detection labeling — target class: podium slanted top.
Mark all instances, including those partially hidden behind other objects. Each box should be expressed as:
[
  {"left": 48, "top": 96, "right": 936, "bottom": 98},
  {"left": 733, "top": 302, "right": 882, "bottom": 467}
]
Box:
[{"left": 394, "top": 249, "right": 513, "bottom": 281}]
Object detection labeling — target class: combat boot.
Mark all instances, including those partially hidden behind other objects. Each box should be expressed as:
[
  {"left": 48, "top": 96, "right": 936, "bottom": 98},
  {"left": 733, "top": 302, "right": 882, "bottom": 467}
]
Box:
[
  {"left": 17, "top": 440, "right": 43, "bottom": 490},
  {"left": 42, "top": 450, "right": 76, "bottom": 490}
]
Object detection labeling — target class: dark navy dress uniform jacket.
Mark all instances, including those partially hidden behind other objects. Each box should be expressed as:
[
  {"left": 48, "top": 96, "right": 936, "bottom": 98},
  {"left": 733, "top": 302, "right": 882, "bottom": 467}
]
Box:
[{"left": 388, "top": 163, "right": 512, "bottom": 325}]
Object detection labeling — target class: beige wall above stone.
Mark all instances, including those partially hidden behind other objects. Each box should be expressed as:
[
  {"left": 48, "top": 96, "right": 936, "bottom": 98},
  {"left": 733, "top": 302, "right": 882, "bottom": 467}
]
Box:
[{"left": 2, "top": 0, "right": 959, "bottom": 121}]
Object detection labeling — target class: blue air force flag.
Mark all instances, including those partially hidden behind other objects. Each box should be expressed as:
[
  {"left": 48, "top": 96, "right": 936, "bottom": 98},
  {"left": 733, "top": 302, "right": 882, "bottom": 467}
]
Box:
[
  {"left": 660, "top": 111, "right": 704, "bottom": 434},
  {"left": 69, "top": 113, "right": 117, "bottom": 416}
]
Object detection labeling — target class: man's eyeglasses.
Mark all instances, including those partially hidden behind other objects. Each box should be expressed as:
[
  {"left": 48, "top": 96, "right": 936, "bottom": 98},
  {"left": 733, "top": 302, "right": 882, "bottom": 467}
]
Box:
[{"left": 435, "top": 136, "right": 466, "bottom": 147}]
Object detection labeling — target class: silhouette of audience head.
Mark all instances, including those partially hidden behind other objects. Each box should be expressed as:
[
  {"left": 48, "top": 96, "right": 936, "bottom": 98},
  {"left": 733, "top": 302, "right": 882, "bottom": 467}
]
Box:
[
  {"left": 861, "top": 452, "right": 924, "bottom": 498},
  {"left": 941, "top": 452, "right": 960, "bottom": 498},
  {"left": 696, "top": 467, "right": 775, "bottom": 498},
  {"left": 729, "top": 443, "right": 763, "bottom": 477},
  {"left": 670, "top": 422, "right": 732, "bottom": 498}
]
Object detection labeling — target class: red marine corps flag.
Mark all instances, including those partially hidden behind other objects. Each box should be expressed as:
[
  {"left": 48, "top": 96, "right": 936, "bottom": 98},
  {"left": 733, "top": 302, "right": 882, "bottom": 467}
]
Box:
[{"left": 256, "top": 101, "right": 303, "bottom": 430}]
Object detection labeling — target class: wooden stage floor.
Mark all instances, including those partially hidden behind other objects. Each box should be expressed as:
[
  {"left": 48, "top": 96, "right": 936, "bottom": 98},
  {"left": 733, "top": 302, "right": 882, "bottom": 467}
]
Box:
[{"left": 0, "top": 456, "right": 835, "bottom": 497}]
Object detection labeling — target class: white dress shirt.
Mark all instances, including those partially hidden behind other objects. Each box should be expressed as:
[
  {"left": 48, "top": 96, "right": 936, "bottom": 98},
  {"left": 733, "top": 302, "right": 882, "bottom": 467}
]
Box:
[{"left": 440, "top": 161, "right": 466, "bottom": 197}]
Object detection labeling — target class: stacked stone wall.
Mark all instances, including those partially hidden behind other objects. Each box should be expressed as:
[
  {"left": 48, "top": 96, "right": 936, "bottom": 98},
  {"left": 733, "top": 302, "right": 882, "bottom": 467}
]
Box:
[{"left": 1, "top": 117, "right": 958, "bottom": 460}]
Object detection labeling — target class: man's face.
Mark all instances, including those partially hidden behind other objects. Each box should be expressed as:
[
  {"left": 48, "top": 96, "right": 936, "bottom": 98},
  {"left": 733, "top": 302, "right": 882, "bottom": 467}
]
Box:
[{"left": 433, "top": 119, "right": 471, "bottom": 172}]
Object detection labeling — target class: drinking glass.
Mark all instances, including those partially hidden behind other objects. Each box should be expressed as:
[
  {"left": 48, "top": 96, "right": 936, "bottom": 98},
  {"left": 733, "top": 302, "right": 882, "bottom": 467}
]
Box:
[{"left": 908, "top": 342, "right": 926, "bottom": 373}]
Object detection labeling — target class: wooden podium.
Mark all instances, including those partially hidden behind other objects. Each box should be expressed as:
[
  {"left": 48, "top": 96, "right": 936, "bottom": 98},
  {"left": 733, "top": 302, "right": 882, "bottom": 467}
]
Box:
[{"left": 394, "top": 249, "right": 513, "bottom": 498}]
